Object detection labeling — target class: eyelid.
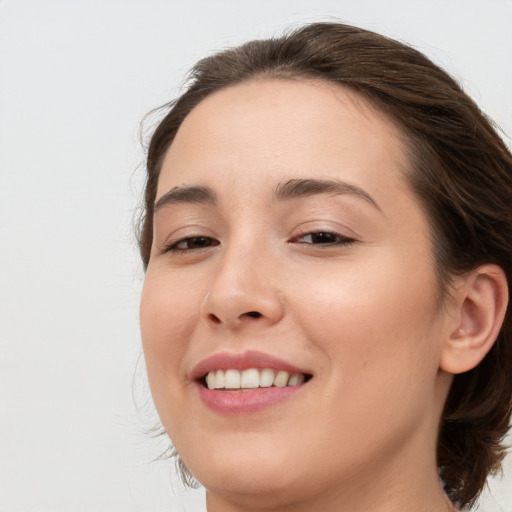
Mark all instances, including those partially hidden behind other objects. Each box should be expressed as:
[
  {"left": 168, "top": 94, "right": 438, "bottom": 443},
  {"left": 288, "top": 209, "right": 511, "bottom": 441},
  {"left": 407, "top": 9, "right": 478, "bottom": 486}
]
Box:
[
  {"left": 289, "top": 228, "right": 356, "bottom": 246},
  {"left": 162, "top": 235, "right": 220, "bottom": 254},
  {"left": 158, "top": 222, "right": 220, "bottom": 254},
  {"left": 288, "top": 217, "right": 358, "bottom": 241}
]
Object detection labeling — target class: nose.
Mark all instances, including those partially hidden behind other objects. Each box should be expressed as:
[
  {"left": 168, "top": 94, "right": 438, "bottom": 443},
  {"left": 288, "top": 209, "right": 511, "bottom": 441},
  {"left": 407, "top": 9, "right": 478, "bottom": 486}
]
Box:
[{"left": 201, "top": 244, "right": 285, "bottom": 330}]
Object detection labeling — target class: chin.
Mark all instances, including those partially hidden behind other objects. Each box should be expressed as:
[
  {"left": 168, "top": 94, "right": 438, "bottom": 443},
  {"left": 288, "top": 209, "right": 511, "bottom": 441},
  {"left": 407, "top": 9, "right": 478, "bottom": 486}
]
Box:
[
  {"left": 184, "top": 442, "right": 305, "bottom": 497},
  {"left": 200, "top": 466, "right": 309, "bottom": 510}
]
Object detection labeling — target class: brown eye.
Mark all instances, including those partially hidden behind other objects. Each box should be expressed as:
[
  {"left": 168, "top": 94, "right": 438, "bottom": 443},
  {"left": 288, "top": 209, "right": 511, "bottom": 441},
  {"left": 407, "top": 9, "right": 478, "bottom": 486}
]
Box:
[
  {"left": 165, "top": 236, "right": 220, "bottom": 253},
  {"left": 293, "top": 232, "right": 354, "bottom": 245}
]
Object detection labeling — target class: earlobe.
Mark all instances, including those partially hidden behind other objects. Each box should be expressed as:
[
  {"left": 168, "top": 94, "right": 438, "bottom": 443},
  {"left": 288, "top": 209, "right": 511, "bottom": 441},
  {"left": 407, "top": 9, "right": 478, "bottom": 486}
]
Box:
[{"left": 440, "top": 264, "right": 509, "bottom": 375}]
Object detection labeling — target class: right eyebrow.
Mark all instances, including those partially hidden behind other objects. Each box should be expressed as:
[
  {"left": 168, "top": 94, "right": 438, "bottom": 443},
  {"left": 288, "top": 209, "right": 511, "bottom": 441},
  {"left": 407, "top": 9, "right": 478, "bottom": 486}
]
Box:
[{"left": 154, "top": 185, "right": 217, "bottom": 212}]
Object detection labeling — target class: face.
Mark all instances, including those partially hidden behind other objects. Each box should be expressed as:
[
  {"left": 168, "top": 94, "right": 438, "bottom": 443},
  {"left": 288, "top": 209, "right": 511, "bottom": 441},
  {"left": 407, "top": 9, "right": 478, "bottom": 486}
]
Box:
[{"left": 140, "top": 79, "right": 452, "bottom": 508}]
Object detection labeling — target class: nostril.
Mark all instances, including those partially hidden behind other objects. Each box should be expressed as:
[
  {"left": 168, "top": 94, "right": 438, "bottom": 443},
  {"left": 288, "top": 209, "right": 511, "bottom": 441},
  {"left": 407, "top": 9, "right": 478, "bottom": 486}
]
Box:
[
  {"left": 206, "top": 310, "right": 264, "bottom": 325},
  {"left": 208, "top": 313, "right": 222, "bottom": 324},
  {"left": 245, "top": 311, "right": 262, "bottom": 319}
]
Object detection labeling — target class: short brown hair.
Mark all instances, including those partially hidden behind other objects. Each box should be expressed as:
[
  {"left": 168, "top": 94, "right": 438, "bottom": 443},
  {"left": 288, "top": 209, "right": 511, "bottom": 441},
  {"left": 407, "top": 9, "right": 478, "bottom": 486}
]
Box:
[{"left": 138, "top": 22, "right": 512, "bottom": 508}]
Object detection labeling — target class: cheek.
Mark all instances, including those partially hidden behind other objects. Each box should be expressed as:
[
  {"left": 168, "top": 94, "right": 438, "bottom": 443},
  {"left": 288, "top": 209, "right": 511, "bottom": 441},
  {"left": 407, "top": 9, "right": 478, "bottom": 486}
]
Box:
[
  {"left": 290, "top": 250, "right": 442, "bottom": 385},
  {"left": 139, "top": 269, "right": 201, "bottom": 401},
  {"left": 289, "top": 263, "right": 443, "bottom": 461}
]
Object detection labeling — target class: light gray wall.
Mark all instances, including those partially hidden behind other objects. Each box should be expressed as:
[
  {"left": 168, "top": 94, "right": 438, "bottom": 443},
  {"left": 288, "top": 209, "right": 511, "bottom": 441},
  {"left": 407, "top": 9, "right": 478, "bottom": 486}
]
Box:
[{"left": 1, "top": 1, "right": 511, "bottom": 511}]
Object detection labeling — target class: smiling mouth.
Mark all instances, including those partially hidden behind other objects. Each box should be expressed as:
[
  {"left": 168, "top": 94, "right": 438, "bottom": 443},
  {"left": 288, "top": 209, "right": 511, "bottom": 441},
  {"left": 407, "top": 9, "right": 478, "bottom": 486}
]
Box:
[{"left": 201, "top": 368, "right": 313, "bottom": 390}]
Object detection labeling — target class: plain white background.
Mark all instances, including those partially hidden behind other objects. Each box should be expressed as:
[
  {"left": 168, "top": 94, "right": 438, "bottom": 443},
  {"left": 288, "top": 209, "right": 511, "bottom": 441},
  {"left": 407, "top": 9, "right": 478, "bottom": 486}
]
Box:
[{"left": 1, "top": 1, "right": 511, "bottom": 511}]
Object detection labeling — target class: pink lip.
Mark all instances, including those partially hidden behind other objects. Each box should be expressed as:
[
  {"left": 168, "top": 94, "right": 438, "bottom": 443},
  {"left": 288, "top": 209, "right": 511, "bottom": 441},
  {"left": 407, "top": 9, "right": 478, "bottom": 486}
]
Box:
[
  {"left": 191, "top": 350, "right": 312, "bottom": 415},
  {"left": 191, "top": 350, "right": 309, "bottom": 380}
]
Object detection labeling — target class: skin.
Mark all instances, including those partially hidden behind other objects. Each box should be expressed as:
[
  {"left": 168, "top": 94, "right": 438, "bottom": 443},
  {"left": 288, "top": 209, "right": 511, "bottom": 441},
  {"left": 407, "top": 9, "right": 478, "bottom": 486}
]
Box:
[{"left": 140, "top": 79, "right": 460, "bottom": 512}]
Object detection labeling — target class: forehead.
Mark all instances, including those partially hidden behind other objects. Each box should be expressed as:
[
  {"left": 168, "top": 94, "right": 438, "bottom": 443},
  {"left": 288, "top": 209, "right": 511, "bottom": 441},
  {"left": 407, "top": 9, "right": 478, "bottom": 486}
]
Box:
[{"left": 157, "top": 78, "right": 410, "bottom": 202}]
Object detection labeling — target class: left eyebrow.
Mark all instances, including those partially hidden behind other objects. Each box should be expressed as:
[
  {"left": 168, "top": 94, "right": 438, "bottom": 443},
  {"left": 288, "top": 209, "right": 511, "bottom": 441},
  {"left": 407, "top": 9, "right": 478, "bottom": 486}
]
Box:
[
  {"left": 154, "top": 185, "right": 217, "bottom": 212},
  {"left": 274, "top": 178, "right": 382, "bottom": 213}
]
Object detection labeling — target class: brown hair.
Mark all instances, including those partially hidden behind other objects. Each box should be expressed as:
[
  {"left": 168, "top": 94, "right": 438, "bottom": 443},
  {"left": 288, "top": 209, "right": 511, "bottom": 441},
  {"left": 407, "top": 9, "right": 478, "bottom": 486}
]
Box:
[{"left": 138, "top": 22, "right": 512, "bottom": 507}]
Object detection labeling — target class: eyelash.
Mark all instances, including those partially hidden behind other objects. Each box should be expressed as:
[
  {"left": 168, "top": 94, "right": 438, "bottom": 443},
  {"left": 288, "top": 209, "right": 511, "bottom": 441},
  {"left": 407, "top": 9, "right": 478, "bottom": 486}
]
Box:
[
  {"left": 163, "top": 230, "right": 355, "bottom": 255},
  {"left": 290, "top": 230, "right": 356, "bottom": 247},
  {"left": 163, "top": 236, "right": 220, "bottom": 254}
]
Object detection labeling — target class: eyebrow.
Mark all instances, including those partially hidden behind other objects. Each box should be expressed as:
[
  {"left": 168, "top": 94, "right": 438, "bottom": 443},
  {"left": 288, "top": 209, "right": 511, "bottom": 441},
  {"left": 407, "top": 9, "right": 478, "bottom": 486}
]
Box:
[
  {"left": 274, "top": 178, "right": 382, "bottom": 212},
  {"left": 154, "top": 185, "right": 217, "bottom": 212},
  {"left": 154, "top": 178, "right": 382, "bottom": 213}
]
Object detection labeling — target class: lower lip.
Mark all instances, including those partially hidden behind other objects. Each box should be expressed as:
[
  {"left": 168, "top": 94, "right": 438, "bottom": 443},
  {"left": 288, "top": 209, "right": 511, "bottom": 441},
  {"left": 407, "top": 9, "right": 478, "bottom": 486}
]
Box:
[{"left": 197, "top": 383, "right": 306, "bottom": 414}]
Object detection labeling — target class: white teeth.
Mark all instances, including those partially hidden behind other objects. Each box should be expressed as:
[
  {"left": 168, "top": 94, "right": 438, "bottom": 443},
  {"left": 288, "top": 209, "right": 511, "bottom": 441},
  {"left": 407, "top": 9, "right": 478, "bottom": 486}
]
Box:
[
  {"left": 290, "top": 373, "right": 305, "bottom": 386},
  {"left": 240, "top": 368, "right": 260, "bottom": 389},
  {"left": 260, "top": 368, "right": 275, "bottom": 387},
  {"left": 273, "top": 370, "right": 290, "bottom": 387},
  {"left": 224, "top": 369, "right": 241, "bottom": 389},
  {"left": 206, "top": 372, "right": 216, "bottom": 390},
  {"left": 205, "top": 368, "right": 307, "bottom": 390},
  {"left": 214, "top": 369, "right": 225, "bottom": 389}
]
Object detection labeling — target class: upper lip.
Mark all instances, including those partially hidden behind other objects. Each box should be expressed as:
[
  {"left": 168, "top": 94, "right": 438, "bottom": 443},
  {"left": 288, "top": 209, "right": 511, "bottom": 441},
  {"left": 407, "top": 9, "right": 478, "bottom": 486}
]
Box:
[{"left": 190, "top": 350, "right": 312, "bottom": 381}]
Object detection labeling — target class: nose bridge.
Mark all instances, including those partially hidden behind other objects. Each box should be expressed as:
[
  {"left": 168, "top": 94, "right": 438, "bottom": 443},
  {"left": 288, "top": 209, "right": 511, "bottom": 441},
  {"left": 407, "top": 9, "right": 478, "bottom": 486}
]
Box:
[{"left": 202, "top": 230, "right": 284, "bottom": 328}]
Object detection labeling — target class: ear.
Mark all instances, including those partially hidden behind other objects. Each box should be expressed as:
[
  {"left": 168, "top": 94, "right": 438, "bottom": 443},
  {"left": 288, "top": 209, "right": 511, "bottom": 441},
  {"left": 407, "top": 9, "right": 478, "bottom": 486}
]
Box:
[{"left": 440, "top": 264, "right": 509, "bottom": 374}]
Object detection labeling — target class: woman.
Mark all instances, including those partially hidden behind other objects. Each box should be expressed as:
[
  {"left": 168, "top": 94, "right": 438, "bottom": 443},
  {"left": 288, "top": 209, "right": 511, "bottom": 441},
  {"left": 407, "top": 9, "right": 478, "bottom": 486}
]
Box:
[{"left": 138, "top": 23, "right": 512, "bottom": 511}]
